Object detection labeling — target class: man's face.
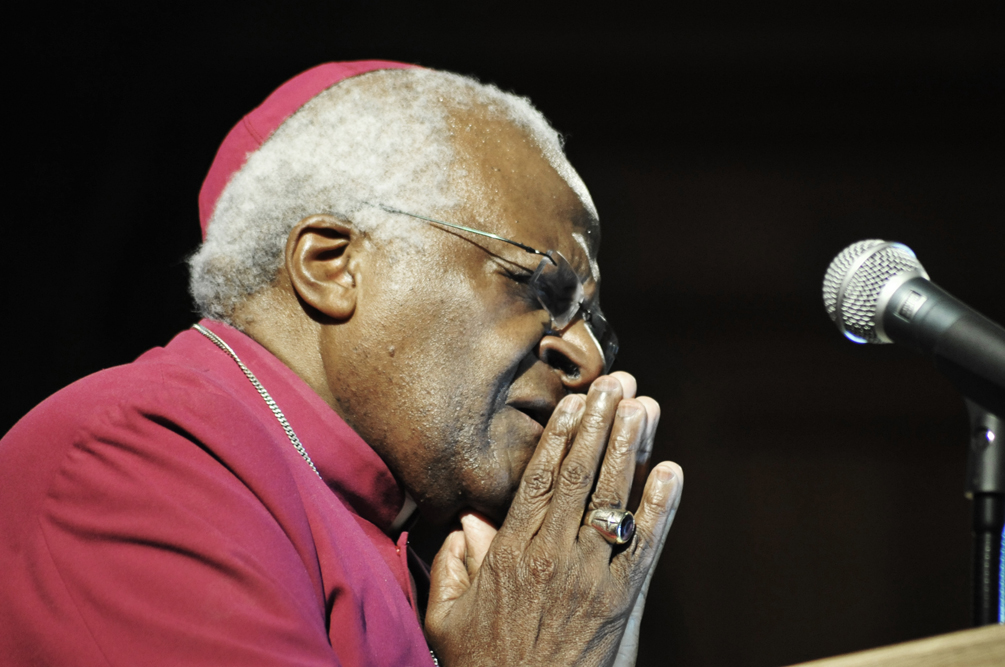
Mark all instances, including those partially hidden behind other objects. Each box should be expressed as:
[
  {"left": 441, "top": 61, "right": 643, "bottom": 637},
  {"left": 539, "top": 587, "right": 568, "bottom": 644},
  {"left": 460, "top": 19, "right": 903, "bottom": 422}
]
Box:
[{"left": 323, "top": 113, "right": 606, "bottom": 525}]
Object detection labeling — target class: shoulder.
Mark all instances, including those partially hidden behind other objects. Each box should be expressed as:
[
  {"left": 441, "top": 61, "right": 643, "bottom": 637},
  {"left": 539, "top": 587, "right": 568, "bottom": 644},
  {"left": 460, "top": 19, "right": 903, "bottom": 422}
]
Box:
[
  {"left": 3, "top": 354, "right": 260, "bottom": 464},
  {"left": 0, "top": 357, "right": 335, "bottom": 667},
  {"left": 0, "top": 345, "right": 303, "bottom": 546}
]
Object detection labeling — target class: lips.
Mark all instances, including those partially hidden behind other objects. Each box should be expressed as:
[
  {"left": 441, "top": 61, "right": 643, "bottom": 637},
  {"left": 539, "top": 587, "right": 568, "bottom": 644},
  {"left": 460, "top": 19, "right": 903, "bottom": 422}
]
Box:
[{"left": 508, "top": 397, "right": 557, "bottom": 432}]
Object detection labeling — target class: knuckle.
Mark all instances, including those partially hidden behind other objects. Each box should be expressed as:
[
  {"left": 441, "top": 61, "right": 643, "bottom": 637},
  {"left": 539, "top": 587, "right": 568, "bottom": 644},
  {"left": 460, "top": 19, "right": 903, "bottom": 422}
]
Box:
[
  {"left": 485, "top": 543, "right": 521, "bottom": 573},
  {"left": 521, "top": 466, "right": 555, "bottom": 500},
  {"left": 641, "top": 481, "right": 672, "bottom": 515},
  {"left": 578, "top": 410, "right": 609, "bottom": 436},
  {"left": 589, "top": 490, "right": 623, "bottom": 510},
  {"left": 524, "top": 551, "right": 558, "bottom": 584},
  {"left": 624, "top": 522, "right": 660, "bottom": 563},
  {"left": 559, "top": 460, "right": 594, "bottom": 491},
  {"left": 633, "top": 527, "right": 653, "bottom": 554},
  {"left": 609, "top": 430, "right": 638, "bottom": 457},
  {"left": 550, "top": 409, "right": 580, "bottom": 436}
]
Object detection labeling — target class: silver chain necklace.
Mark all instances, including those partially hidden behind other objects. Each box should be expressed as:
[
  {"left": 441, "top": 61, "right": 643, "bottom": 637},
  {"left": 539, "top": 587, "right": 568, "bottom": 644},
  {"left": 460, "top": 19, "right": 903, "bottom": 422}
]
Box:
[
  {"left": 193, "top": 324, "right": 321, "bottom": 480},
  {"left": 193, "top": 324, "right": 439, "bottom": 666}
]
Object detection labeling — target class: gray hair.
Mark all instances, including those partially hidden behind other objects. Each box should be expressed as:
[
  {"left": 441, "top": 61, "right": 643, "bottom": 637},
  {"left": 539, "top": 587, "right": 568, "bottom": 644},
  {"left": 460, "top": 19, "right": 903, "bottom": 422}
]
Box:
[{"left": 188, "top": 67, "right": 596, "bottom": 322}]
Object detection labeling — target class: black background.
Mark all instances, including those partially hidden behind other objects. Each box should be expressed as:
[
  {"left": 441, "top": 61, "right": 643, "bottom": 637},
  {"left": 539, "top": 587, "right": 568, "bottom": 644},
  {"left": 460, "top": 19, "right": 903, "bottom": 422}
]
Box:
[{"left": 6, "top": 2, "right": 1004, "bottom": 665}]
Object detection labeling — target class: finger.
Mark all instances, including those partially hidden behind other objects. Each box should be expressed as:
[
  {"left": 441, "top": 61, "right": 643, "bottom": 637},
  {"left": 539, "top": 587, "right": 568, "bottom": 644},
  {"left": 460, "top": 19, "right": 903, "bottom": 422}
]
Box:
[
  {"left": 540, "top": 375, "right": 622, "bottom": 546},
  {"left": 613, "top": 462, "right": 683, "bottom": 587},
  {"left": 613, "top": 461, "right": 678, "bottom": 667},
  {"left": 428, "top": 530, "right": 472, "bottom": 609},
  {"left": 629, "top": 463, "right": 681, "bottom": 595},
  {"left": 609, "top": 371, "right": 637, "bottom": 399},
  {"left": 460, "top": 511, "right": 498, "bottom": 579},
  {"left": 587, "top": 398, "right": 647, "bottom": 513},
  {"left": 613, "top": 590, "right": 645, "bottom": 667},
  {"left": 615, "top": 461, "right": 679, "bottom": 667},
  {"left": 628, "top": 397, "right": 660, "bottom": 512},
  {"left": 497, "top": 393, "right": 586, "bottom": 541},
  {"left": 636, "top": 397, "right": 660, "bottom": 465}
]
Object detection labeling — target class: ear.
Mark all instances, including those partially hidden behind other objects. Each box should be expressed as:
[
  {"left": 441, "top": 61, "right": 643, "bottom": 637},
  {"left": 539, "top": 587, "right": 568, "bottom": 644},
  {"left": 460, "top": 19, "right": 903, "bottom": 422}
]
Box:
[{"left": 285, "top": 214, "right": 359, "bottom": 321}]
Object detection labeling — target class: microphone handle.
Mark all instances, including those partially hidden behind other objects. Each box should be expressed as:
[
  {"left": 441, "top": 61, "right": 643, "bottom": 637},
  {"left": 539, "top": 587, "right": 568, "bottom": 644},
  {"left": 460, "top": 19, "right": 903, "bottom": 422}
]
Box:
[{"left": 883, "top": 277, "right": 1005, "bottom": 415}]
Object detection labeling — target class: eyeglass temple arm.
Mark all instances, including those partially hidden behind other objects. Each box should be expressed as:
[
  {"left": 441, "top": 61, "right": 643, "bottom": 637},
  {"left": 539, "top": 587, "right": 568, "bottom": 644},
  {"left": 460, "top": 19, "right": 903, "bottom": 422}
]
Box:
[{"left": 374, "top": 204, "right": 552, "bottom": 261}]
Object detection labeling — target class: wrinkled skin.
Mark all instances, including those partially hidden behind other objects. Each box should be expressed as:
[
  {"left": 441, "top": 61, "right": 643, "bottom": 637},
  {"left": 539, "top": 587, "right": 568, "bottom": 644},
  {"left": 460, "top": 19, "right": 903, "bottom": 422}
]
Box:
[
  {"left": 237, "top": 106, "right": 684, "bottom": 665},
  {"left": 427, "top": 375, "right": 683, "bottom": 667}
]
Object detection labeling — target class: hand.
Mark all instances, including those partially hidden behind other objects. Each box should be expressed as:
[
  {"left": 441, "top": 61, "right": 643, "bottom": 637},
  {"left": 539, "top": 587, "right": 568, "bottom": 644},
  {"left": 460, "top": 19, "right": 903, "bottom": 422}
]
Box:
[{"left": 425, "top": 373, "right": 683, "bottom": 666}]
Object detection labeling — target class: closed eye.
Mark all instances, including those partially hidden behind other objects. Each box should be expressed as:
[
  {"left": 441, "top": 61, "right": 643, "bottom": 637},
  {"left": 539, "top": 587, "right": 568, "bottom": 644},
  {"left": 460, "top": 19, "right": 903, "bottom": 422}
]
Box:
[
  {"left": 501, "top": 262, "right": 534, "bottom": 282},
  {"left": 500, "top": 267, "right": 543, "bottom": 307}
]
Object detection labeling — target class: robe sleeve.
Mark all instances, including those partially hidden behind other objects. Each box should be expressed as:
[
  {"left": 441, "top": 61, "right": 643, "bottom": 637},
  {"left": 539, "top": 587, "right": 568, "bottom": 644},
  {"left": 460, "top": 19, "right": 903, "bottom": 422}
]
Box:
[{"left": 2, "top": 367, "right": 339, "bottom": 667}]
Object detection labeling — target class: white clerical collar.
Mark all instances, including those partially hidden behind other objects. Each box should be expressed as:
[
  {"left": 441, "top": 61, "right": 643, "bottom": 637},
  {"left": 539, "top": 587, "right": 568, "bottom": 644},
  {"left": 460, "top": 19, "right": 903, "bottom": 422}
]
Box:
[{"left": 390, "top": 493, "right": 417, "bottom": 532}]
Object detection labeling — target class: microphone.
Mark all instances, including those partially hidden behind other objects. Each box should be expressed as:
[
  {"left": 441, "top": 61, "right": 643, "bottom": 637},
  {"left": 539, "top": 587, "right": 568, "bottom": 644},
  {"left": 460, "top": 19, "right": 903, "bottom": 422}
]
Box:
[
  {"left": 822, "top": 240, "right": 1005, "bottom": 415},
  {"left": 825, "top": 240, "right": 1005, "bottom": 625}
]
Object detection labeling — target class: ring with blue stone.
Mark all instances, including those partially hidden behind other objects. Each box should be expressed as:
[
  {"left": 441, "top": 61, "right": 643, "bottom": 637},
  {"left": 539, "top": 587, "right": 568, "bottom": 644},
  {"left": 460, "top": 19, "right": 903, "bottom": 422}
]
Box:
[{"left": 584, "top": 508, "right": 635, "bottom": 545}]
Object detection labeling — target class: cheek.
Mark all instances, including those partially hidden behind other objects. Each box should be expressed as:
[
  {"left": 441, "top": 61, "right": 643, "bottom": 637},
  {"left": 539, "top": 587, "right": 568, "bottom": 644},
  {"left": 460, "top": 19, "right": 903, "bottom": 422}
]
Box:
[
  {"left": 355, "top": 263, "right": 545, "bottom": 508},
  {"left": 452, "top": 408, "right": 541, "bottom": 520}
]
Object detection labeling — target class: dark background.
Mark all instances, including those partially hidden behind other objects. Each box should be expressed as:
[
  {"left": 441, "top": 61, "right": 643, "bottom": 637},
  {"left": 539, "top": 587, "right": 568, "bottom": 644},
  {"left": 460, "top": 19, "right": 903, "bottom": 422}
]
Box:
[{"left": 6, "top": 2, "right": 1004, "bottom": 665}]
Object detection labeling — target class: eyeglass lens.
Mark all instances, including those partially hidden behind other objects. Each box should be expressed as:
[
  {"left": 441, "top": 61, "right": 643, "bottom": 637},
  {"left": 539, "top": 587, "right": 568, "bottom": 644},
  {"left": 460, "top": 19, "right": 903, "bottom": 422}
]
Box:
[
  {"left": 528, "top": 251, "right": 619, "bottom": 373},
  {"left": 374, "top": 204, "right": 620, "bottom": 373}
]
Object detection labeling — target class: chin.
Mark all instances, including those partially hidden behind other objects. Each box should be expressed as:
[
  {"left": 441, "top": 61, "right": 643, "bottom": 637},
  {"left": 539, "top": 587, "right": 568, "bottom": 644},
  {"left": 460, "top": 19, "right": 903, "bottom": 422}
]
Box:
[
  {"left": 414, "top": 409, "right": 543, "bottom": 528},
  {"left": 463, "top": 416, "right": 542, "bottom": 523}
]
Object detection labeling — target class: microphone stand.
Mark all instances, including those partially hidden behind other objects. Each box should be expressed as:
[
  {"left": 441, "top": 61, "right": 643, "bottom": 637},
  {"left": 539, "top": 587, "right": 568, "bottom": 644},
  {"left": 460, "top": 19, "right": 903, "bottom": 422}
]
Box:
[
  {"left": 937, "top": 363, "right": 1005, "bottom": 626},
  {"left": 964, "top": 399, "right": 1005, "bottom": 625}
]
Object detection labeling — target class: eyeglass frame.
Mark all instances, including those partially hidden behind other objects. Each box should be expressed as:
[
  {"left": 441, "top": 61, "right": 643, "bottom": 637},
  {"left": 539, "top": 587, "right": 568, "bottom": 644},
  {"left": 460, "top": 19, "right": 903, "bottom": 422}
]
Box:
[{"left": 371, "top": 204, "right": 619, "bottom": 374}]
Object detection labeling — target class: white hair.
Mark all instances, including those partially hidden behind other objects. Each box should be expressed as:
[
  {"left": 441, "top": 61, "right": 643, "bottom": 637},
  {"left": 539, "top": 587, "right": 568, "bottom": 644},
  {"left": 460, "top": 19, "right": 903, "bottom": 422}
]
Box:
[{"left": 188, "top": 67, "right": 596, "bottom": 322}]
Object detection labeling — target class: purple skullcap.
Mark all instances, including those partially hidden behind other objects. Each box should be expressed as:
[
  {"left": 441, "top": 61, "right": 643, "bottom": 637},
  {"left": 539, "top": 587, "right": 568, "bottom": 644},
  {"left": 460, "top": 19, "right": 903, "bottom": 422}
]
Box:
[{"left": 198, "top": 60, "right": 418, "bottom": 239}]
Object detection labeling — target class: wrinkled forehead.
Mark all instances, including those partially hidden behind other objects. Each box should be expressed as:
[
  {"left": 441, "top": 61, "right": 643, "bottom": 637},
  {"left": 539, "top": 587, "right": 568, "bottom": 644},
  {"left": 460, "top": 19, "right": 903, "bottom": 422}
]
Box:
[{"left": 444, "top": 107, "right": 602, "bottom": 282}]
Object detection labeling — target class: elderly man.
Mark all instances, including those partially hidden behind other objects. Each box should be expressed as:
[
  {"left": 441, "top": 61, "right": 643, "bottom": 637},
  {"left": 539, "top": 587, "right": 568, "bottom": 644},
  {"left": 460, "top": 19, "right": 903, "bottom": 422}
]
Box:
[{"left": 0, "top": 61, "right": 682, "bottom": 666}]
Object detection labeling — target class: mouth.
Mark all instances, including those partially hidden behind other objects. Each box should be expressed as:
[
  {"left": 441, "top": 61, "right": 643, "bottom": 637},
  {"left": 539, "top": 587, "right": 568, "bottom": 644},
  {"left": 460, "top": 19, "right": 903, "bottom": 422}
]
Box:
[{"left": 508, "top": 397, "right": 557, "bottom": 433}]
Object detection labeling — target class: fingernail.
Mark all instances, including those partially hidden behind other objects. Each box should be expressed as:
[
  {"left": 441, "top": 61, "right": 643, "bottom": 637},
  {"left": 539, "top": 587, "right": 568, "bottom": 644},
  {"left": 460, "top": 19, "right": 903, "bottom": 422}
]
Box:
[
  {"left": 594, "top": 376, "right": 619, "bottom": 392},
  {"left": 655, "top": 465, "right": 676, "bottom": 484},
  {"left": 617, "top": 401, "right": 641, "bottom": 417},
  {"left": 559, "top": 394, "right": 584, "bottom": 413}
]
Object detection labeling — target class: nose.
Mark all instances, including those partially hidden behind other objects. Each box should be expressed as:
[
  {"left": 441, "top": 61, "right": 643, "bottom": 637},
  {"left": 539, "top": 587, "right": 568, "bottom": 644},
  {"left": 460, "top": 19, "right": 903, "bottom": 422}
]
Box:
[{"left": 537, "top": 318, "right": 605, "bottom": 391}]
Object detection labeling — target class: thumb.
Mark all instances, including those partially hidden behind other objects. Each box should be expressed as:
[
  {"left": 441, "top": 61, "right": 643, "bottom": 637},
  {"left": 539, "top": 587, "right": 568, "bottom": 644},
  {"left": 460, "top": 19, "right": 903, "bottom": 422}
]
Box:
[
  {"left": 459, "top": 511, "right": 498, "bottom": 578},
  {"left": 428, "top": 529, "right": 471, "bottom": 609}
]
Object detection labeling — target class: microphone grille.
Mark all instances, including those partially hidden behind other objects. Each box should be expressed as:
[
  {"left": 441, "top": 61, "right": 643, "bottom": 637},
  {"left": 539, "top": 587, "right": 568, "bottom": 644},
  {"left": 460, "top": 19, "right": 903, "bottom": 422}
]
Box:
[{"left": 822, "top": 240, "right": 926, "bottom": 343}]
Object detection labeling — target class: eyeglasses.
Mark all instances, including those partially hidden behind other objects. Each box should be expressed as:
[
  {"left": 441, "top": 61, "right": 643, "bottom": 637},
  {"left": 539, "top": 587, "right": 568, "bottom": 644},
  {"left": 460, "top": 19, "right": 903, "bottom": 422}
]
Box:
[{"left": 374, "top": 204, "right": 619, "bottom": 374}]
